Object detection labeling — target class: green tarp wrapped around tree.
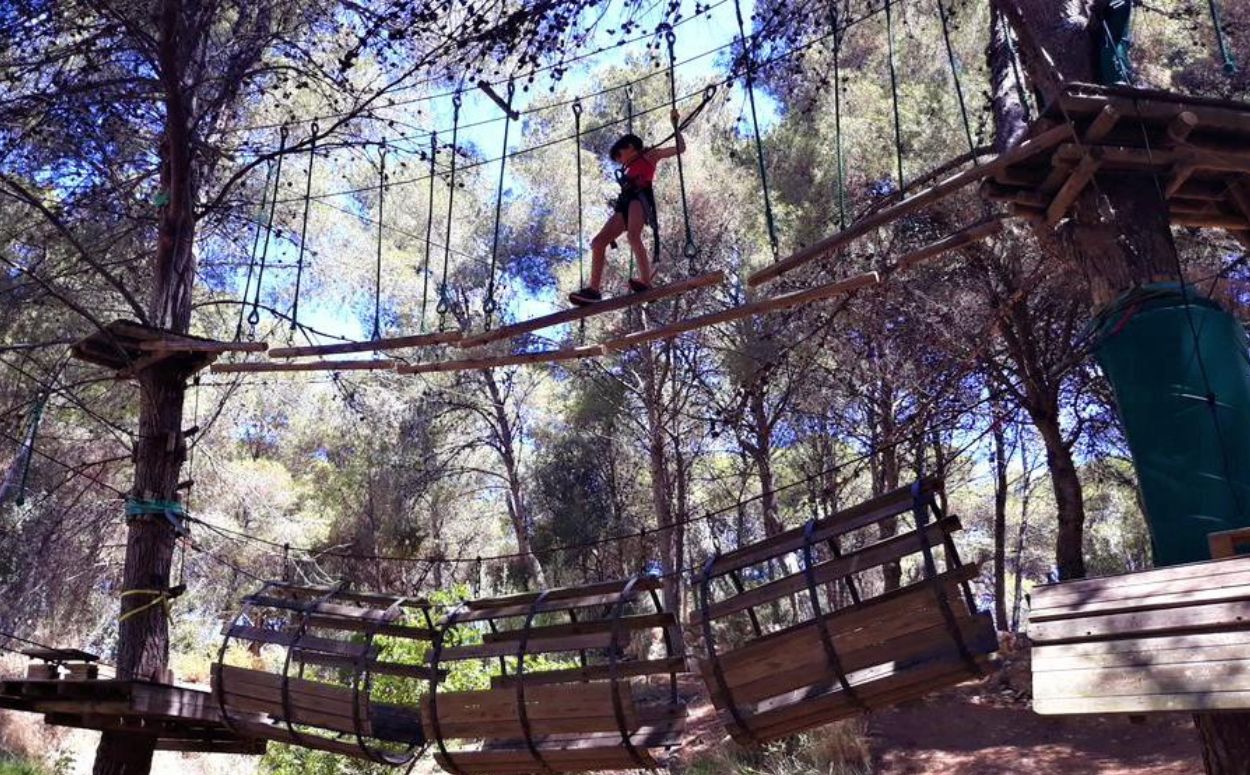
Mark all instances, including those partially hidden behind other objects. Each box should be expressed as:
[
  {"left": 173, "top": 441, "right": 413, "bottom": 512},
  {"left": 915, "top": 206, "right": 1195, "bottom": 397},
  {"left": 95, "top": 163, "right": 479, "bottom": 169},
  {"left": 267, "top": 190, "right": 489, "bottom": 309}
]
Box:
[{"left": 1093, "top": 283, "right": 1250, "bottom": 567}]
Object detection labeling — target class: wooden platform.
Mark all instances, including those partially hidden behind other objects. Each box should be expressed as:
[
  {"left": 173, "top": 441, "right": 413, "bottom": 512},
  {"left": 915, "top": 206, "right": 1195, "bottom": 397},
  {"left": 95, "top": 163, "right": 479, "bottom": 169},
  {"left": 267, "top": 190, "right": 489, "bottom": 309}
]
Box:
[
  {"left": 425, "top": 575, "right": 687, "bottom": 774},
  {"left": 747, "top": 83, "right": 1250, "bottom": 288},
  {"left": 71, "top": 319, "right": 265, "bottom": 376},
  {"left": 692, "top": 480, "right": 996, "bottom": 744},
  {"left": 0, "top": 674, "right": 264, "bottom": 754},
  {"left": 983, "top": 83, "right": 1250, "bottom": 239},
  {"left": 1030, "top": 554, "right": 1250, "bottom": 715}
]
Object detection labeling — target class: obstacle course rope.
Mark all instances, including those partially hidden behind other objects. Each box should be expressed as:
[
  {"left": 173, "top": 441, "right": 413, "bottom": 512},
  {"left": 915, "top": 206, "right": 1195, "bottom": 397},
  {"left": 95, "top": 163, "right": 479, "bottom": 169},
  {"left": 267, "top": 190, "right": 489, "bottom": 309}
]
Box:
[
  {"left": 733, "top": 0, "right": 780, "bottom": 260},
  {"left": 290, "top": 124, "right": 317, "bottom": 337}
]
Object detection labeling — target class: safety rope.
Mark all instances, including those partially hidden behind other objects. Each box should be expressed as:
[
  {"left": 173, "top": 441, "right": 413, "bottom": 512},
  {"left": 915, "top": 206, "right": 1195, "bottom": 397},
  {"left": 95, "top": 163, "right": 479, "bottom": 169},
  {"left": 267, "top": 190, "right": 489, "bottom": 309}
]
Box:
[
  {"left": 665, "top": 27, "right": 698, "bottom": 269},
  {"left": 420, "top": 131, "right": 438, "bottom": 330},
  {"left": 438, "top": 92, "right": 463, "bottom": 331},
  {"left": 829, "top": 6, "right": 848, "bottom": 231},
  {"left": 249, "top": 125, "right": 288, "bottom": 330},
  {"left": 998, "top": 11, "right": 1034, "bottom": 123},
  {"left": 937, "top": 0, "right": 977, "bottom": 156},
  {"left": 290, "top": 123, "right": 317, "bottom": 337},
  {"left": 1206, "top": 0, "right": 1238, "bottom": 75},
  {"left": 732, "top": 0, "right": 780, "bottom": 259},
  {"left": 573, "top": 99, "right": 585, "bottom": 290},
  {"left": 118, "top": 589, "right": 173, "bottom": 624},
  {"left": 372, "top": 142, "right": 387, "bottom": 341},
  {"left": 626, "top": 85, "right": 635, "bottom": 134},
  {"left": 14, "top": 393, "right": 45, "bottom": 507},
  {"left": 884, "top": 0, "right": 905, "bottom": 189},
  {"left": 484, "top": 80, "right": 516, "bottom": 330},
  {"left": 235, "top": 160, "right": 275, "bottom": 340}
]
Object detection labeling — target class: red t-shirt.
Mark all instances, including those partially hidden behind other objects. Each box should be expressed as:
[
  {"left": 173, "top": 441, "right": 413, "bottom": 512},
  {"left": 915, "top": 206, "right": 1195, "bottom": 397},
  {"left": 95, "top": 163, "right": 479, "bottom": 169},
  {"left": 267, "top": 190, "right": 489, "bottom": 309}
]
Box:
[{"left": 621, "top": 155, "right": 656, "bottom": 189}]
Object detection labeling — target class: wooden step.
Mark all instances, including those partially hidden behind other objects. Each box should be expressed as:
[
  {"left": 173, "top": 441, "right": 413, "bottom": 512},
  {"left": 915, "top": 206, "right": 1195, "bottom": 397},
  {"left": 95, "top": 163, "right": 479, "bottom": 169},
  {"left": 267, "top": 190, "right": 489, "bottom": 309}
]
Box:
[{"left": 490, "top": 657, "right": 687, "bottom": 689}]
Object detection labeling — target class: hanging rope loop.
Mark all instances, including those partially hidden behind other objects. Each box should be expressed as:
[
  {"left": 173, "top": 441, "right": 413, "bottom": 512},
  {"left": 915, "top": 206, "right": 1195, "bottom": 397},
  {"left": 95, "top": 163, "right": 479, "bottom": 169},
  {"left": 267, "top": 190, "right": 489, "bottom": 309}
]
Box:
[
  {"left": 438, "top": 92, "right": 463, "bottom": 328},
  {"left": 290, "top": 121, "right": 318, "bottom": 339},
  {"left": 484, "top": 79, "right": 515, "bottom": 329},
  {"left": 661, "top": 22, "right": 698, "bottom": 267},
  {"left": 572, "top": 98, "right": 586, "bottom": 293},
  {"left": 248, "top": 125, "right": 289, "bottom": 328},
  {"left": 731, "top": 0, "right": 779, "bottom": 260},
  {"left": 371, "top": 141, "right": 387, "bottom": 341}
]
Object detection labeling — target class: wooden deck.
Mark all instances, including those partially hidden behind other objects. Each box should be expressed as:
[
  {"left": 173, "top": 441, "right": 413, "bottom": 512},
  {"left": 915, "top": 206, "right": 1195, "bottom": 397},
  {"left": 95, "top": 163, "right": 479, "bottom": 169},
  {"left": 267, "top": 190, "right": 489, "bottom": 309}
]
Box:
[
  {"left": 1030, "top": 554, "right": 1250, "bottom": 715},
  {"left": 0, "top": 674, "right": 264, "bottom": 754}
]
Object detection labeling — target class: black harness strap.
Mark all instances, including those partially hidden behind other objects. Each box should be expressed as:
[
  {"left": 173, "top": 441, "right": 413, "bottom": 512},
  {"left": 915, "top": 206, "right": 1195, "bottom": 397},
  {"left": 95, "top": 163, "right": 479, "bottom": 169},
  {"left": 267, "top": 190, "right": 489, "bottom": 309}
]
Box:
[
  {"left": 911, "top": 481, "right": 981, "bottom": 677},
  {"left": 802, "top": 520, "right": 866, "bottom": 710}
]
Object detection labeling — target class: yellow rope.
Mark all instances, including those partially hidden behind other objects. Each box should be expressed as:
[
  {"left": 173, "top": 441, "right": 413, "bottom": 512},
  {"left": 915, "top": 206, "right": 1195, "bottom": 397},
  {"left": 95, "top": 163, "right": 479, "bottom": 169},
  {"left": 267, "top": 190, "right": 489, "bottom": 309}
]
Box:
[{"left": 118, "top": 589, "right": 172, "bottom": 624}]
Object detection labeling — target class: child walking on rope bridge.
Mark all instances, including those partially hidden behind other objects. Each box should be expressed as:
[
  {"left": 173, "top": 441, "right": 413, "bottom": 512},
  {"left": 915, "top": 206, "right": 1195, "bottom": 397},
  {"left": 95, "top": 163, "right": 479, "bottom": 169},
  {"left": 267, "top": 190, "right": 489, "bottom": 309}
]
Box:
[{"left": 569, "top": 110, "right": 686, "bottom": 306}]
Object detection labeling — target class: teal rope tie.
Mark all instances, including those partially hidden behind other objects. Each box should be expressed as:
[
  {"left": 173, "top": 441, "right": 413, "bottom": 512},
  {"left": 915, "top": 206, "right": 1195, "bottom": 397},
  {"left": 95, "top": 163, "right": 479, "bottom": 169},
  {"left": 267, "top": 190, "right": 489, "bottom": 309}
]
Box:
[{"left": 125, "top": 496, "right": 189, "bottom": 535}]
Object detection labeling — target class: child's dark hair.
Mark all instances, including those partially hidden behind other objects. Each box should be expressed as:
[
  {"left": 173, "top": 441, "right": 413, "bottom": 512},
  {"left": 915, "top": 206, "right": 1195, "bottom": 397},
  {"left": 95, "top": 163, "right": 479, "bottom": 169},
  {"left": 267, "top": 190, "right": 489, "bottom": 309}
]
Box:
[{"left": 609, "top": 133, "right": 644, "bottom": 161}]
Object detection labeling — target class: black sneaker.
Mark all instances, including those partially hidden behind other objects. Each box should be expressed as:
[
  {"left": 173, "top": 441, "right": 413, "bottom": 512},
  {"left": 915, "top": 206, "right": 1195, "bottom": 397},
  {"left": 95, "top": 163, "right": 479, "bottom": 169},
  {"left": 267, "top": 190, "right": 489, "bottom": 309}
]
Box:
[
  {"left": 628, "top": 278, "right": 652, "bottom": 294},
  {"left": 569, "top": 287, "right": 603, "bottom": 307}
]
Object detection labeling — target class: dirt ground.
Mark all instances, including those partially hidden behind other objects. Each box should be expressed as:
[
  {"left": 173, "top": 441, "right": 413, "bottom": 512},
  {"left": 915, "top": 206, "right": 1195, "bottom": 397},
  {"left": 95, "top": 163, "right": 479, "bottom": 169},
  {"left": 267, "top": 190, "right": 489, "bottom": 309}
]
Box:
[{"left": 867, "top": 689, "right": 1203, "bottom": 775}]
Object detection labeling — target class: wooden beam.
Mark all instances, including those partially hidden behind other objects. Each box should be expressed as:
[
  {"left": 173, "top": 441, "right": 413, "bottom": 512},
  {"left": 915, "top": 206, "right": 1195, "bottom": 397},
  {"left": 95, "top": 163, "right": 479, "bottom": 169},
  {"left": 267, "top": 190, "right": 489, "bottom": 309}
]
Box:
[
  {"left": 1166, "top": 111, "right": 1200, "bottom": 145},
  {"left": 602, "top": 272, "right": 880, "bottom": 353},
  {"left": 1046, "top": 149, "right": 1103, "bottom": 226},
  {"left": 1227, "top": 180, "right": 1250, "bottom": 223},
  {"left": 747, "top": 123, "right": 1076, "bottom": 287},
  {"left": 396, "top": 345, "right": 601, "bottom": 375},
  {"left": 267, "top": 330, "right": 461, "bottom": 358},
  {"left": 1059, "top": 88, "right": 1250, "bottom": 137},
  {"left": 1165, "top": 163, "right": 1198, "bottom": 199},
  {"left": 894, "top": 218, "right": 1005, "bottom": 271},
  {"left": 1084, "top": 104, "right": 1121, "bottom": 143},
  {"left": 136, "top": 339, "right": 268, "bottom": 354},
  {"left": 210, "top": 359, "right": 396, "bottom": 374},
  {"left": 1171, "top": 211, "right": 1249, "bottom": 230},
  {"left": 455, "top": 271, "right": 726, "bottom": 349}
]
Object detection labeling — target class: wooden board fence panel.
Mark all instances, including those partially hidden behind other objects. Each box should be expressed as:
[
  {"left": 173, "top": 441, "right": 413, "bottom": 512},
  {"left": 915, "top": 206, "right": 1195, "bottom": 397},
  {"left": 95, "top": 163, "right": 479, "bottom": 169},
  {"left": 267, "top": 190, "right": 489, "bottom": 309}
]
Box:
[{"left": 1030, "top": 554, "right": 1250, "bottom": 715}]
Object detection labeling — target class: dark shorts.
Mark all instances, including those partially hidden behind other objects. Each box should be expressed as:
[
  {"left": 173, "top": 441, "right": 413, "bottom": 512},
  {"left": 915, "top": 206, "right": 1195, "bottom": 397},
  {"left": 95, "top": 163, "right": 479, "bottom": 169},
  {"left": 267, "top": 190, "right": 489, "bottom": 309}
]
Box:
[{"left": 614, "top": 186, "right": 657, "bottom": 226}]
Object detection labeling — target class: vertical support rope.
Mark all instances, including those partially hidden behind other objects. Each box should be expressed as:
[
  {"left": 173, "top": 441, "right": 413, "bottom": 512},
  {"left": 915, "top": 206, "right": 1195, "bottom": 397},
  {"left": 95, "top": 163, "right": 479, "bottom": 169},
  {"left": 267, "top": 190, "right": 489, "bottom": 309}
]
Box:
[
  {"left": 372, "top": 142, "right": 387, "bottom": 341},
  {"left": 14, "top": 393, "right": 45, "bottom": 507},
  {"left": 1206, "top": 0, "right": 1238, "bottom": 75},
  {"left": 421, "top": 131, "right": 438, "bottom": 330},
  {"left": 937, "top": 0, "right": 977, "bottom": 156},
  {"left": 830, "top": 8, "right": 848, "bottom": 231},
  {"left": 438, "top": 93, "right": 462, "bottom": 331},
  {"left": 249, "top": 126, "right": 289, "bottom": 329},
  {"left": 572, "top": 99, "right": 585, "bottom": 290},
  {"left": 884, "top": 0, "right": 905, "bottom": 190},
  {"left": 484, "top": 80, "right": 515, "bottom": 330},
  {"left": 236, "top": 160, "right": 274, "bottom": 340},
  {"left": 665, "top": 27, "right": 698, "bottom": 267},
  {"left": 732, "top": 0, "right": 779, "bottom": 260},
  {"left": 999, "top": 12, "right": 1034, "bottom": 123},
  {"left": 290, "top": 123, "right": 317, "bottom": 337}
]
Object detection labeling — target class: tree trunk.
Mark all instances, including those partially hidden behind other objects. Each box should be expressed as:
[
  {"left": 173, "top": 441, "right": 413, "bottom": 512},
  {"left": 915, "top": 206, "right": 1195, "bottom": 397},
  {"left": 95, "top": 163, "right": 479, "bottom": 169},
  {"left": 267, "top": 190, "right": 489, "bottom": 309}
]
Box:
[
  {"left": 1195, "top": 714, "right": 1250, "bottom": 775},
  {"left": 992, "top": 404, "right": 1010, "bottom": 630},
  {"left": 482, "top": 370, "right": 546, "bottom": 588},
  {"left": 95, "top": 2, "right": 195, "bottom": 771},
  {"left": 1033, "top": 411, "right": 1086, "bottom": 579},
  {"left": 641, "top": 345, "right": 676, "bottom": 605}
]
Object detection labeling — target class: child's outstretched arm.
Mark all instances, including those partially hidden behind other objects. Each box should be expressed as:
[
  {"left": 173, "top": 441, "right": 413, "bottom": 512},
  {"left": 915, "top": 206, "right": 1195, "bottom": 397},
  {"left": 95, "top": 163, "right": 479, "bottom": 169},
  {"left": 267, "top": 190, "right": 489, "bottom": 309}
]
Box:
[{"left": 645, "top": 109, "right": 687, "bottom": 161}]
